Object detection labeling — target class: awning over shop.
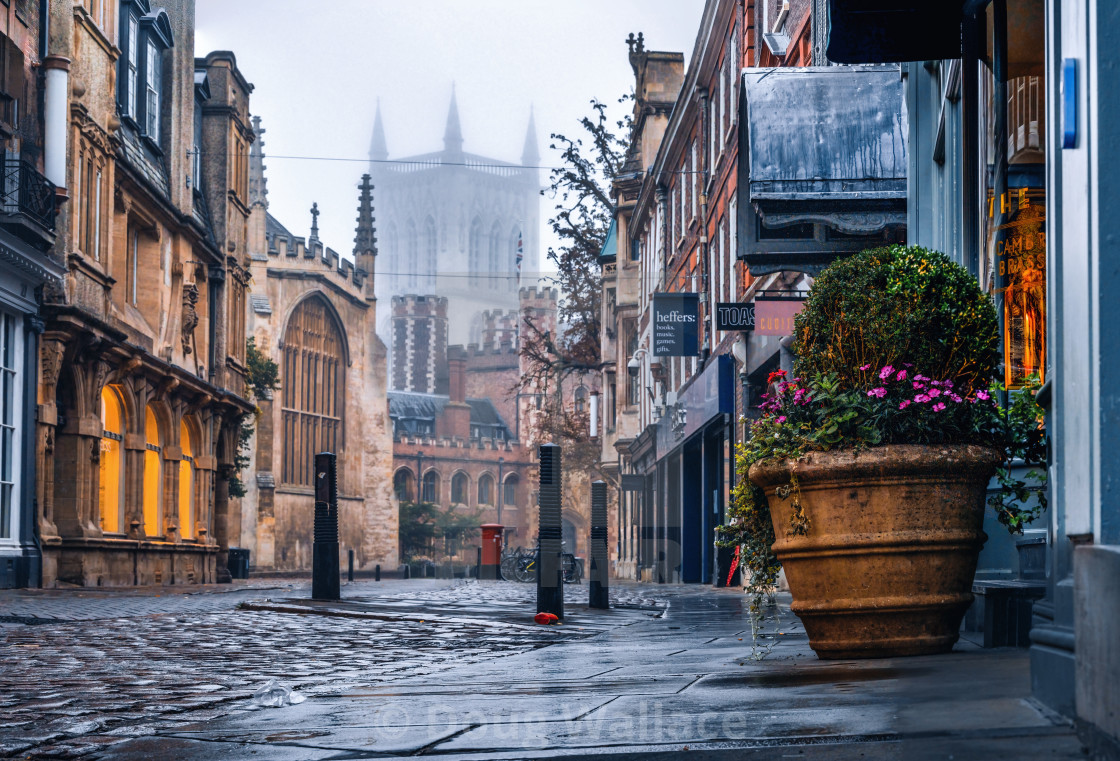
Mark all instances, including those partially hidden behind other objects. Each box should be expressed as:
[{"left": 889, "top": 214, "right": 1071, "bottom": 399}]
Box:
[{"left": 742, "top": 65, "right": 907, "bottom": 234}]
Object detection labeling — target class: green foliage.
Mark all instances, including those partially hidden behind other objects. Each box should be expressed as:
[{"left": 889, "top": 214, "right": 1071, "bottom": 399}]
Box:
[
  {"left": 398, "top": 501, "right": 484, "bottom": 562},
  {"left": 226, "top": 338, "right": 281, "bottom": 499},
  {"left": 988, "top": 377, "right": 1049, "bottom": 532},
  {"left": 793, "top": 245, "right": 999, "bottom": 395}
]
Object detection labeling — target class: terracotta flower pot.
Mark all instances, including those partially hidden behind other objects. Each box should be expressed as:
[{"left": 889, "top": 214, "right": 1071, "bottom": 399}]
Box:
[{"left": 749, "top": 444, "right": 1000, "bottom": 659}]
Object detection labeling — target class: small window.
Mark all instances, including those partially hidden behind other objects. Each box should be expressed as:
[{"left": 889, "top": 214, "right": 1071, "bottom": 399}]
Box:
[
  {"left": 477, "top": 474, "right": 494, "bottom": 505},
  {"left": 451, "top": 473, "right": 469, "bottom": 505},
  {"left": 503, "top": 476, "right": 518, "bottom": 507},
  {"left": 125, "top": 15, "right": 138, "bottom": 118},
  {"left": 393, "top": 469, "right": 414, "bottom": 502},
  {"left": 145, "top": 39, "right": 160, "bottom": 138}
]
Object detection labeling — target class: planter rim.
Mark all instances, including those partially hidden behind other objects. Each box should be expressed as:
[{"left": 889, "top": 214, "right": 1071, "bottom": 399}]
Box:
[{"left": 748, "top": 443, "right": 1001, "bottom": 489}]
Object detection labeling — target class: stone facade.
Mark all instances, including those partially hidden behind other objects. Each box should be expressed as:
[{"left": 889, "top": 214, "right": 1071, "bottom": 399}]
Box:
[
  {"left": 36, "top": 1, "right": 255, "bottom": 586},
  {"left": 240, "top": 130, "right": 398, "bottom": 572}
]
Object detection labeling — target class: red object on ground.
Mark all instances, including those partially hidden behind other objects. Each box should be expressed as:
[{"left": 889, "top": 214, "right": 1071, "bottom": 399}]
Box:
[
  {"left": 534, "top": 612, "right": 559, "bottom": 625},
  {"left": 726, "top": 546, "right": 741, "bottom": 587}
]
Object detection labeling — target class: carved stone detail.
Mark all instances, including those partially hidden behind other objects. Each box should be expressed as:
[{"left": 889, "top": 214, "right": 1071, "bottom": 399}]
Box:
[{"left": 181, "top": 282, "right": 200, "bottom": 355}]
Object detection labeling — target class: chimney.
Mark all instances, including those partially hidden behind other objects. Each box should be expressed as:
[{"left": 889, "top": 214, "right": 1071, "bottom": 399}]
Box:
[{"left": 437, "top": 345, "right": 471, "bottom": 440}]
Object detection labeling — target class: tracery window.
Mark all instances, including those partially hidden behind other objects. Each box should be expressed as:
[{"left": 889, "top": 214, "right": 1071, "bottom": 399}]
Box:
[
  {"left": 468, "top": 216, "right": 483, "bottom": 286},
  {"left": 99, "top": 386, "right": 126, "bottom": 534},
  {"left": 143, "top": 406, "right": 162, "bottom": 537},
  {"left": 488, "top": 221, "right": 502, "bottom": 289},
  {"left": 281, "top": 296, "right": 345, "bottom": 487},
  {"left": 477, "top": 473, "right": 494, "bottom": 505},
  {"left": 451, "top": 472, "right": 468, "bottom": 505},
  {"left": 503, "top": 475, "right": 518, "bottom": 508},
  {"left": 421, "top": 470, "right": 439, "bottom": 503},
  {"left": 394, "top": 469, "right": 414, "bottom": 502}
]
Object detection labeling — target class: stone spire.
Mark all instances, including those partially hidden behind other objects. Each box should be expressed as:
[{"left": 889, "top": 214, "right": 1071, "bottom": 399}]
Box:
[
  {"left": 521, "top": 105, "right": 539, "bottom": 167},
  {"left": 443, "top": 83, "right": 463, "bottom": 158},
  {"left": 249, "top": 115, "right": 268, "bottom": 208},
  {"left": 369, "top": 98, "right": 388, "bottom": 163},
  {"left": 354, "top": 174, "right": 377, "bottom": 259}
]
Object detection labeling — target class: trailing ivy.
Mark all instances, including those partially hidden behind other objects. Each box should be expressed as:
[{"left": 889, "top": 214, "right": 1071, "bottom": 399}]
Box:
[{"left": 227, "top": 338, "right": 280, "bottom": 499}]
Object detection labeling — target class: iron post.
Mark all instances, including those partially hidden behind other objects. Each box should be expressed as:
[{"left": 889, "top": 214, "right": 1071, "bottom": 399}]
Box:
[
  {"left": 312, "top": 451, "right": 340, "bottom": 601},
  {"left": 590, "top": 480, "right": 609, "bottom": 608},
  {"left": 536, "top": 443, "right": 564, "bottom": 617}
]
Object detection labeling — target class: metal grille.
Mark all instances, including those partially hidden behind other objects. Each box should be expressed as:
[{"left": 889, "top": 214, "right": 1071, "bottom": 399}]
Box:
[{"left": 0, "top": 159, "right": 58, "bottom": 232}]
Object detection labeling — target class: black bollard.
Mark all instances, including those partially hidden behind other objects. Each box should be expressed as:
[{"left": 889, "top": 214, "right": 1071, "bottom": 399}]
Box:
[
  {"left": 537, "top": 443, "right": 564, "bottom": 618},
  {"left": 403, "top": 564, "right": 410, "bottom": 580},
  {"left": 589, "top": 480, "right": 609, "bottom": 609},
  {"left": 347, "top": 549, "right": 354, "bottom": 582},
  {"left": 375, "top": 564, "right": 381, "bottom": 582},
  {"left": 312, "top": 452, "right": 341, "bottom": 601},
  {"left": 476, "top": 546, "right": 482, "bottom": 579}
]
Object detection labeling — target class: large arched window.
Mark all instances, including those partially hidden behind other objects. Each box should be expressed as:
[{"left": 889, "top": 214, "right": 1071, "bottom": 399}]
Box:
[
  {"left": 281, "top": 296, "right": 346, "bottom": 487},
  {"left": 421, "top": 470, "right": 439, "bottom": 504},
  {"left": 143, "top": 405, "right": 162, "bottom": 537},
  {"left": 424, "top": 217, "right": 437, "bottom": 290},
  {"left": 477, "top": 473, "right": 494, "bottom": 505},
  {"left": 179, "top": 419, "right": 195, "bottom": 539},
  {"left": 393, "top": 469, "right": 414, "bottom": 502},
  {"left": 99, "top": 386, "right": 126, "bottom": 534},
  {"left": 468, "top": 216, "right": 483, "bottom": 286},
  {"left": 406, "top": 220, "right": 418, "bottom": 288},
  {"left": 451, "top": 472, "right": 469, "bottom": 505}
]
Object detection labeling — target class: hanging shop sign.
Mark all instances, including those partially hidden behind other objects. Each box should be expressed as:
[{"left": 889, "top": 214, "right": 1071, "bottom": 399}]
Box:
[
  {"left": 715, "top": 302, "right": 756, "bottom": 331},
  {"left": 653, "top": 292, "right": 700, "bottom": 356},
  {"left": 754, "top": 297, "right": 806, "bottom": 336},
  {"left": 620, "top": 474, "right": 645, "bottom": 492}
]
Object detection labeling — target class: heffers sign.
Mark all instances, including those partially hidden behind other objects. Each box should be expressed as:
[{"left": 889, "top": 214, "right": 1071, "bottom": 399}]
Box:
[{"left": 653, "top": 293, "right": 700, "bottom": 356}]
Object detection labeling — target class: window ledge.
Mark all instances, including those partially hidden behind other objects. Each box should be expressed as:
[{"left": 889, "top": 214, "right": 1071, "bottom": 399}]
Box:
[{"left": 142, "top": 134, "right": 164, "bottom": 156}]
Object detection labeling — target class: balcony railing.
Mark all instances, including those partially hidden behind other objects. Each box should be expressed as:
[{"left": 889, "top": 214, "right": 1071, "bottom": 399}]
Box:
[{"left": 1, "top": 159, "right": 58, "bottom": 235}]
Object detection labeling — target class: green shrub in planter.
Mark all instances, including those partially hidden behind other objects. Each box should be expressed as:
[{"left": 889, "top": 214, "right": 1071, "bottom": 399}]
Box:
[{"left": 792, "top": 245, "right": 999, "bottom": 394}]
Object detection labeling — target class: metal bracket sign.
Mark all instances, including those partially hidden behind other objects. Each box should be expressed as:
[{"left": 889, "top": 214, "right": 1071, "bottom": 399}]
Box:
[
  {"left": 653, "top": 292, "right": 700, "bottom": 356},
  {"left": 715, "top": 302, "right": 755, "bottom": 331}
]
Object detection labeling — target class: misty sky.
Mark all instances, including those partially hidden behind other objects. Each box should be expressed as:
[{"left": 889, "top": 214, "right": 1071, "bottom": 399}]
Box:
[{"left": 195, "top": 1, "right": 705, "bottom": 269}]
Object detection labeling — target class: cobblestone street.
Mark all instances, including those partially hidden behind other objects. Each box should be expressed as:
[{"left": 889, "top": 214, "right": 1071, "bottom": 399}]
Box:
[{"left": 0, "top": 580, "right": 662, "bottom": 758}]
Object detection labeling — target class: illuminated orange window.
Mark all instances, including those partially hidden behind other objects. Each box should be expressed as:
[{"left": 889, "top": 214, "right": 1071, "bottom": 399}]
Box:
[
  {"left": 179, "top": 419, "right": 195, "bottom": 539},
  {"left": 99, "top": 387, "right": 125, "bottom": 533},
  {"left": 143, "top": 406, "right": 162, "bottom": 537}
]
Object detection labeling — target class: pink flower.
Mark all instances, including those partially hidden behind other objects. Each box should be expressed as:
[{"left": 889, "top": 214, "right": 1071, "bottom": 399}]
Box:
[
  {"left": 914, "top": 374, "right": 929, "bottom": 382},
  {"left": 932, "top": 402, "right": 947, "bottom": 412},
  {"left": 948, "top": 393, "right": 963, "bottom": 403},
  {"left": 899, "top": 400, "right": 911, "bottom": 410},
  {"left": 867, "top": 387, "right": 887, "bottom": 398},
  {"left": 914, "top": 394, "right": 931, "bottom": 403},
  {"left": 896, "top": 370, "right": 908, "bottom": 381},
  {"left": 913, "top": 381, "right": 926, "bottom": 390},
  {"left": 879, "top": 365, "right": 895, "bottom": 380},
  {"left": 976, "top": 390, "right": 991, "bottom": 401},
  {"left": 943, "top": 380, "right": 954, "bottom": 389},
  {"left": 859, "top": 364, "right": 871, "bottom": 371},
  {"left": 927, "top": 388, "right": 942, "bottom": 398},
  {"left": 776, "top": 416, "right": 787, "bottom": 424},
  {"left": 930, "top": 380, "right": 942, "bottom": 387}
]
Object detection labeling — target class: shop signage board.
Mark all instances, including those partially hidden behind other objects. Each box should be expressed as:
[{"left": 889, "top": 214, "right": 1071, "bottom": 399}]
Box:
[
  {"left": 653, "top": 293, "right": 700, "bottom": 356},
  {"left": 715, "top": 302, "right": 755, "bottom": 331},
  {"left": 620, "top": 474, "right": 645, "bottom": 492},
  {"left": 754, "top": 298, "right": 806, "bottom": 336}
]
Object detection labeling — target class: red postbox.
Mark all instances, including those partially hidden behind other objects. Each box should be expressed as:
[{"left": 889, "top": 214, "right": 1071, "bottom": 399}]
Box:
[{"left": 479, "top": 524, "right": 504, "bottom": 580}]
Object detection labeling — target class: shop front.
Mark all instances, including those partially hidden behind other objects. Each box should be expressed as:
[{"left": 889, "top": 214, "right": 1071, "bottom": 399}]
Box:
[{"left": 648, "top": 354, "right": 735, "bottom": 584}]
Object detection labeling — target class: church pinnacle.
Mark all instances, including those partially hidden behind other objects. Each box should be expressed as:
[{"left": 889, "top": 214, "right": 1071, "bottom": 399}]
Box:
[
  {"left": 354, "top": 174, "right": 377, "bottom": 260},
  {"left": 443, "top": 83, "right": 464, "bottom": 158},
  {"left": 370, "top": 98, "right": 388, "bottom": 163},
  {"left": 521, "top": 105, "right": 539, "bottom": 167}
]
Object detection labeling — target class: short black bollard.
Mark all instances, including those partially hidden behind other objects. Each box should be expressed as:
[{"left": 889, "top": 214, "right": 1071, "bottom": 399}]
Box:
[
  {"left": 589, "top": 480, "right": 609, "bottom": 609},
  {"left": 476, "top": 546, "right": 482, "bottom": 579},
  {"left": 403, "top": 564, "right": 410, "bottom": 580},
  {"left": 375, "top": 563, "right": 381, "bottom": 582},
  {"left": 347, "top": 549, "right": 354, "bottom": 582},
  {"left": 537, "top": 443, "right": 564, "bottom": 618},
  {"left": 312, "top": 452, "right": 341, "bottom": 601}
]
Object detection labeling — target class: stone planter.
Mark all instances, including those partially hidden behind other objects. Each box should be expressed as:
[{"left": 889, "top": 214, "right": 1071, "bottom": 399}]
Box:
[{"left": 749, "top": 444, "right": 1000, "bottom": 659}]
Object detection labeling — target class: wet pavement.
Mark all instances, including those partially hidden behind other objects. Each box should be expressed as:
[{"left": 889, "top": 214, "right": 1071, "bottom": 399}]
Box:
[{"left": 0, "top": 580, "right": 1087, "bottom": 760}]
